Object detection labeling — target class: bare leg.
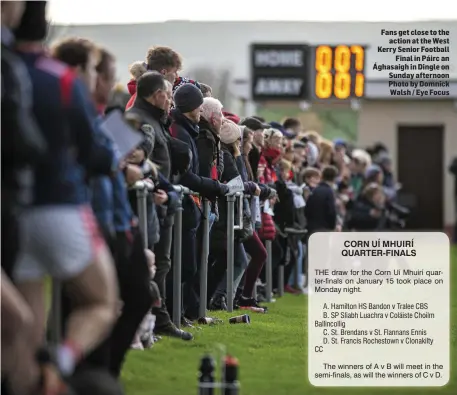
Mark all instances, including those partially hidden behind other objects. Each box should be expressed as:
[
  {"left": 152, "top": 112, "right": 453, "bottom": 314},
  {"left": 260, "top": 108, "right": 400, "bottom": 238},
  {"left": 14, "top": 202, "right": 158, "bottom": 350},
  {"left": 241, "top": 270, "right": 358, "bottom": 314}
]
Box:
[
  {"left": 1, "top": 271, "right": 34, "bottom": 377},
  {"left": 9, "top": 280, "right": 46, "bottom": 395},
  {"left": 63, "top": 245, "right": 118, "bottom": 359}
]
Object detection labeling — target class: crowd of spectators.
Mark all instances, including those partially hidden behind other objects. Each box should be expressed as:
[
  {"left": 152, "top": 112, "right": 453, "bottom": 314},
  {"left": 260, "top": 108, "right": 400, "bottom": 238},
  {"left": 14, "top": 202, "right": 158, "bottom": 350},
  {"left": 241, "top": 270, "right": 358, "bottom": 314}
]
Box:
[{"left": 1, "top": 2, "right": 421, "bottom": 394}]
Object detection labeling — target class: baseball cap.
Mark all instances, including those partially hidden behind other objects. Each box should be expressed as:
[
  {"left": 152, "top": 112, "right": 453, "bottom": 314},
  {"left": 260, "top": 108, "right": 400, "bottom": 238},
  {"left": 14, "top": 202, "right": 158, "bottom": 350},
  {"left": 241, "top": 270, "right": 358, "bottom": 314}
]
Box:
[{"left": 241, "top": 117, "right": 270, "bottom": 130}]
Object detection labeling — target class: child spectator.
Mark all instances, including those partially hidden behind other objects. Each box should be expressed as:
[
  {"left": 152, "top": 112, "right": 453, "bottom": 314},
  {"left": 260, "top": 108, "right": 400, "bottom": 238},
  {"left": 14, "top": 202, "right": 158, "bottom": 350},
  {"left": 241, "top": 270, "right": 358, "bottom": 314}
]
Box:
[
  {"left": 301, "top": 167, "right": 321, "bottom": 200},
  {"left": 131, "top": 249, "right": 161, "bottom": 350}
]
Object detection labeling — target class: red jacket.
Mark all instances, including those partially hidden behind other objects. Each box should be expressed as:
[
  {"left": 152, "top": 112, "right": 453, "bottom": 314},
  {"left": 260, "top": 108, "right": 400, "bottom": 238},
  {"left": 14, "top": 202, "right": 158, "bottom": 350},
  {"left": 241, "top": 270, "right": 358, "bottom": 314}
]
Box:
[
  {"left": 258, "top": 147, "right": 281, "bottom": 184},
  {"left": 258, "top": 211, "right": 276, "bottom": 241},
  {"left": 125, "top": 79, "right": 137, "bottom": 110}
]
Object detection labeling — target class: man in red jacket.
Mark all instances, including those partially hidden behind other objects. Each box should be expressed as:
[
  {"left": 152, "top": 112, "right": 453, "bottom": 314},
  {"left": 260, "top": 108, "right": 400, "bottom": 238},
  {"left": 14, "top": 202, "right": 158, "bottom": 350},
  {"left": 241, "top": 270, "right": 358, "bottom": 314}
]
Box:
[{"left": 126, "top": 46, "right": 182, "bottom": 110}]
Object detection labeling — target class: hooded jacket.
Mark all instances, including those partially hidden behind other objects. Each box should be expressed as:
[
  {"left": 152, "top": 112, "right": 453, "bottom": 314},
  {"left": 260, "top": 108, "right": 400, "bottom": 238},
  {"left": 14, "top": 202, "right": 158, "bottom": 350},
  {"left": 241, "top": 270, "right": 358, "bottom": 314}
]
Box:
[
  {"left": 170, "top": 108, "right": 227, "bottom": 229},
  {"left": 196, "top": 117, "right": 222, "bottom": 179}
]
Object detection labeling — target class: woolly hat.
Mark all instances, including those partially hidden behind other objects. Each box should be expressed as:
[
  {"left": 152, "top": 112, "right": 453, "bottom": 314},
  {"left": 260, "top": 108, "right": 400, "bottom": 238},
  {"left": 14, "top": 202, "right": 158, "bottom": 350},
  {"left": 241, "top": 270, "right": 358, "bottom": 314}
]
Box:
[
  {"left": 270, "top": 121, "right": 295, "bottom": 139},
  {"left": 173, "top": 76, "right": 202, "bottom": 93},
  {"left": 129, "top": 61, "right": 148, "bottom": 80},
  {"left": 173, "top": 83, "right": 204, "bottom": 113},
  {"left": 333, "top": 138, "right": 347, "bottom": 149},
  {"left": 365, "top": 164, "right": 382, "bottom": 179},
  {"left": 223, "top": 111, "right": 241, "bottom": 124},
  {"left": 220, "top": 119, "right": 241, "bottom": 145},
  {"left": 263, "top": 128, "right": 283, "bottom": 140}
]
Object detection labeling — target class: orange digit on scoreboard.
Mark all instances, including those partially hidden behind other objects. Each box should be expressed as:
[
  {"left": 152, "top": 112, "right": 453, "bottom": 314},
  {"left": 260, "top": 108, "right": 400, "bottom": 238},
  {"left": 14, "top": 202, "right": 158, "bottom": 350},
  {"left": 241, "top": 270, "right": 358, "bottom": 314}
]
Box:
[{"left": 314, "top": 45, "right": 365, "bottom": 99}]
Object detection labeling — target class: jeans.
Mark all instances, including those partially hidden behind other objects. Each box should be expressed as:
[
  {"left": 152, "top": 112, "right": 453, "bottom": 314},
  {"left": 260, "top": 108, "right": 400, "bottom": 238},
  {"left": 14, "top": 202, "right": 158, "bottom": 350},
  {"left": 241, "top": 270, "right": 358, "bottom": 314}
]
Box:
[
  {"left": 288, "top": 240, "right": 303, "bottom": 287},
  {"left": 207, "top": 241, "right": 245, "bottom": 304},
  {"left": 215, "top": 243, "right": 248, "bottom": 301},
  {"left": 152, "top": 224, "right": 173, "bottom": 327},
  {"left": 208, "top": 212, "right": 217, "bottom": 231}
]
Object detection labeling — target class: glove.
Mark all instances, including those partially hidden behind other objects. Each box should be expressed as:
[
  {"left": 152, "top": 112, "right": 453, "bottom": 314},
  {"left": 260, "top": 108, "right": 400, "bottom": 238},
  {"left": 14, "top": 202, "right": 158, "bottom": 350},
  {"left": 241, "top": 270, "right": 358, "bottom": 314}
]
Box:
[{"left": 219, "top": 183, "right": 230, "bottom": 196}]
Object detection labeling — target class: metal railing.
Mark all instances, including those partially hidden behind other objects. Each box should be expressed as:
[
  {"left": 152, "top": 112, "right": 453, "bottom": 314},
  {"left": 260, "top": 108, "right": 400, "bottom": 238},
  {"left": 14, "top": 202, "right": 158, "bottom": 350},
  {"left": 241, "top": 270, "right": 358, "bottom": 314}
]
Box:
[
  {"left": 131, "top": 184, "right": 291, "bottom": 319},
  {"left": 226, "top": 192, "right": 244, "bottom": 312},
  {"left": 171, "top": 185, "right": 191, "bottom": 327},
  {"left": 48, "top": 181, "right": 304, "bottom": 346}
]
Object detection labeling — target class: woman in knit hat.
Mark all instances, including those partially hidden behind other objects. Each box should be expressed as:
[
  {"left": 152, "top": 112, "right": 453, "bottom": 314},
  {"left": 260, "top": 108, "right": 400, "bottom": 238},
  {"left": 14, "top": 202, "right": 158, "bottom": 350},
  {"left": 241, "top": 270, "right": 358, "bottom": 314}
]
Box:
[
  {"left": 208, "top": 120, "right": 244, "bottom": 304},
  {"left": 259, "top": 128, "right": 283, "bottom": 184},
  {"left": 209, "top": 120, "right": 269, "bottom": 311}
]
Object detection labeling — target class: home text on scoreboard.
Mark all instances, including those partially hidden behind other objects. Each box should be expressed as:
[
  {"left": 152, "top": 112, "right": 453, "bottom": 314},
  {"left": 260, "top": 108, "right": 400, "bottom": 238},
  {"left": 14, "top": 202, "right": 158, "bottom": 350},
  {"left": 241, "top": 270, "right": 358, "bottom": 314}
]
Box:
[{"left": 250, "top": 43, "right": 310, "bottom": 101}]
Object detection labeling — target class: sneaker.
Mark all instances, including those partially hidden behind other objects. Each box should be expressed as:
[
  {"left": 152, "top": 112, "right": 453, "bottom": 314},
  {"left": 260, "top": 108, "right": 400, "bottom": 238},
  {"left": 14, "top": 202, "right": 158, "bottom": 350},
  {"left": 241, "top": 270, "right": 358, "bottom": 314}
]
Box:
[
  {"left": 131, "top": 342, "right": 144, "bottom": 350},
  {"left": 154, "top": 323, "right": 193, "bottom": 341},
  {"left": 141, "top": 334, "right": 154, "bottom": 349},
  {"left": 209, "top": 295, "right": 228, "bottom": 311},
  {"left": 238, "top": 296, "right": 268, "bottom": 313},
  {"left": 181, "top": 316, "right": 195, "bottom": 328},
  {"left": 234, "top": 288, "right": 243, "bottom": 305},
  {"left": 256, "top": 292, "right": 267, "bottom": 303},
  {"left": 285, "top": 285, "right": 301, "bottom": 295}
]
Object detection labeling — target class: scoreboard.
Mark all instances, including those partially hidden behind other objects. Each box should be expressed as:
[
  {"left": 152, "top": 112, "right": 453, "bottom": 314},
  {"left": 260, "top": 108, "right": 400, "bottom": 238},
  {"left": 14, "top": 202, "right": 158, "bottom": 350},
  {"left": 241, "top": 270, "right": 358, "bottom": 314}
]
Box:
[
  {"left": 251, "top": 43, "right": 366, "bottom": 101},
  {"left": 313, "top": 45, "right": 365, "bottom": 100}
]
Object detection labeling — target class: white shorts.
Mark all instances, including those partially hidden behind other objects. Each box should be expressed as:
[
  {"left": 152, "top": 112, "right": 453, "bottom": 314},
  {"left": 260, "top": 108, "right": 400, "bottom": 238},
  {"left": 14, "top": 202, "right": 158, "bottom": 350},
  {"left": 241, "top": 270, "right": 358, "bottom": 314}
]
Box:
[{"left": 13, "top": 205, "right": 105, "bottom": 282}]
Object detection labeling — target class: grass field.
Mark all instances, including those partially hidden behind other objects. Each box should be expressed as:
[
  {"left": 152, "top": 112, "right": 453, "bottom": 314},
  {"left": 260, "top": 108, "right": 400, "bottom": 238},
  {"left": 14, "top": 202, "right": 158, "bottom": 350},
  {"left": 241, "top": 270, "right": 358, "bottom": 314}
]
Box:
[{"left": 122, "top": 247, "right": 457, "bottom": 395}]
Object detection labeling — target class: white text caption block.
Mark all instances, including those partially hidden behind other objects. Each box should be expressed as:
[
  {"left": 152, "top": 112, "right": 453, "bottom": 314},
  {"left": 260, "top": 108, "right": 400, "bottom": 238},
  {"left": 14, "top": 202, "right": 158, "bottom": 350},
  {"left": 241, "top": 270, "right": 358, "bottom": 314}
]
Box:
[{"left": 308, "top": 232, "right": 450, "bottom": 387}]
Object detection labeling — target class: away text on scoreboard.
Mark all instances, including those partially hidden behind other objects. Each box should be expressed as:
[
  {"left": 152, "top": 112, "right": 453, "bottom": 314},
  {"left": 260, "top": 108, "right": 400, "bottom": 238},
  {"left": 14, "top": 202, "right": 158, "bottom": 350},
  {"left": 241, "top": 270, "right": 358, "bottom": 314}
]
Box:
[{"left": 251, "top": 43, "right": 366, "bottom": 101}]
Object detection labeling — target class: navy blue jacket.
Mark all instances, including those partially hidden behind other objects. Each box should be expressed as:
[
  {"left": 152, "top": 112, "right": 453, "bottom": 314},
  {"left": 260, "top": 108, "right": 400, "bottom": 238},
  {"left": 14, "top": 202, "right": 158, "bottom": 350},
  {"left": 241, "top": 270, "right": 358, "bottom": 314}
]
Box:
[
  {"left": 304, "top": 181, "right": 337, "bottom": 233},
  {"left": 90, "top": 115, "right": 133, "bottom": 235},
  {"left": 19, "top": 53, "right": 114, "bottom": 206},
  {"left": 170, "top": 109, "right": 224, "bottom": 229}
]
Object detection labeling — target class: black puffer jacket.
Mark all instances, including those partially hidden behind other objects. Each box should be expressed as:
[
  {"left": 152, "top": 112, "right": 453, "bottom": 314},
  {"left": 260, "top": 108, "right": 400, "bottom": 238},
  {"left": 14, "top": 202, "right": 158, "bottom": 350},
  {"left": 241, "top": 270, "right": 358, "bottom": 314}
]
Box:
[{"left": 210, "top": 146, "right": 241, "bottom": 250}]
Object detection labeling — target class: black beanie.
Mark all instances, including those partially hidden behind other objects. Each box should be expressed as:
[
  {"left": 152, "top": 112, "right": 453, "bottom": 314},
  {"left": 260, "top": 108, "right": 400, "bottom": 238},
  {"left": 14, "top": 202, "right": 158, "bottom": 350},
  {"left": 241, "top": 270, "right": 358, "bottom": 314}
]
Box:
[
  {"left": 173, "top": 83, "right": 204, "bottom": 113},
  {"left": 14, "top": 1, "right": 48, "bottom": 41}
]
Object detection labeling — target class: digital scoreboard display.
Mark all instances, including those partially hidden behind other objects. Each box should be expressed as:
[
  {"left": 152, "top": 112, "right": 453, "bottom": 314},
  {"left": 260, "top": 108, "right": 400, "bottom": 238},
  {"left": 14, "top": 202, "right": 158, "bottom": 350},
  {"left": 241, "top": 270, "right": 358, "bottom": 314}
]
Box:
[
  {"left": 250, "top": 43, "right": 366, "bottom": 101},
  {"left": 312, "top": 45, "right": 366, "bottom": 100},
  {"left": 251, "top": 44, "right": 310, "bottom": 101}
]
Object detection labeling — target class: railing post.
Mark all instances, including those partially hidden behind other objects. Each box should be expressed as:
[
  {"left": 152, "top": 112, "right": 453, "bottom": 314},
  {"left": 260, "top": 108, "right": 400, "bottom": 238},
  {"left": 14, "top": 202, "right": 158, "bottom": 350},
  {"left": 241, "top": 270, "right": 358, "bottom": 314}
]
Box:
[
  {"left": 199, "top": 199, "right": 210, "bottom": 318},
  {"left": 226, "top": 194, "right": 236, "bottom": 312},
  {"left": 278, "top": 263, "right": 285, "bottom": 297},
  {"left": 172, "top": 186, "right": 184, "bottom": 328},
  {"left": 293, "top": 238, "right": 299, "bottom": 289},
  {"left": 265, "top": 240, "right": 272, "bottom": 303}
]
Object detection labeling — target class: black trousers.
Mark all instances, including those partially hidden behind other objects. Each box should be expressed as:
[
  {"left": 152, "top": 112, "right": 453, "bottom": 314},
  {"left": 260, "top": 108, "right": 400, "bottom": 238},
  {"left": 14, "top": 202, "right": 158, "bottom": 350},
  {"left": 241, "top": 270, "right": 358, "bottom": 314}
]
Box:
[
  {"left": 60, "top": 227, "right": 152, "bottom": 378},
  {"left": 152, "top": 224, "right": 173, "bottom": 328},
  {"left": 259, "top": 236, "right": 296, "bottom": 289}
]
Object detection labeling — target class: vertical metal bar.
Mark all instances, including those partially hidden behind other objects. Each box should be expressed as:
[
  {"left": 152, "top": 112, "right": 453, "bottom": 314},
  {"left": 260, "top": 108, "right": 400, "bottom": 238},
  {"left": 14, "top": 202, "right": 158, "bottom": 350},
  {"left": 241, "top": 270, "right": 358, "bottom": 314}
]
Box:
[
  {"left": 136, "top": 185, "right": 148, "bottom": 248},
  {"left": 49, "top": 279, "right": 62, "bottom": 344},
  {"left": 278, "top": 264, "right": 285, "bottom": 297},
  {"left": 237, "top": 193, "right": 243, "bottom": 229},
  {"left": 265, "top": 240, "right": 272, "bottom": 303},
  {"left": 199, "top": 199, "right": 210, "bottom": 318},
  {"left": 294, "top": 239, "right": 300, "bottom": 289},
  {"left": 226, "top": 195, "right": 235, "bottom": 312},
  {"left": 172, "top": 191, "right": 184, "bottom": 328}
]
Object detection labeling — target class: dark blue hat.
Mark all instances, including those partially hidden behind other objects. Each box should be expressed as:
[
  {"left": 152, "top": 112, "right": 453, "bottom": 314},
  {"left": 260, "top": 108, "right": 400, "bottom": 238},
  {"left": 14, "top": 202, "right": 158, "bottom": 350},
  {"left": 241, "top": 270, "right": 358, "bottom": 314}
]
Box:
[
  {"left": 270, "top": 121, "right": 295, "bottom": 139},
  {"left": 173, "top": 83, "right": 204, "bottom": 113}
]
